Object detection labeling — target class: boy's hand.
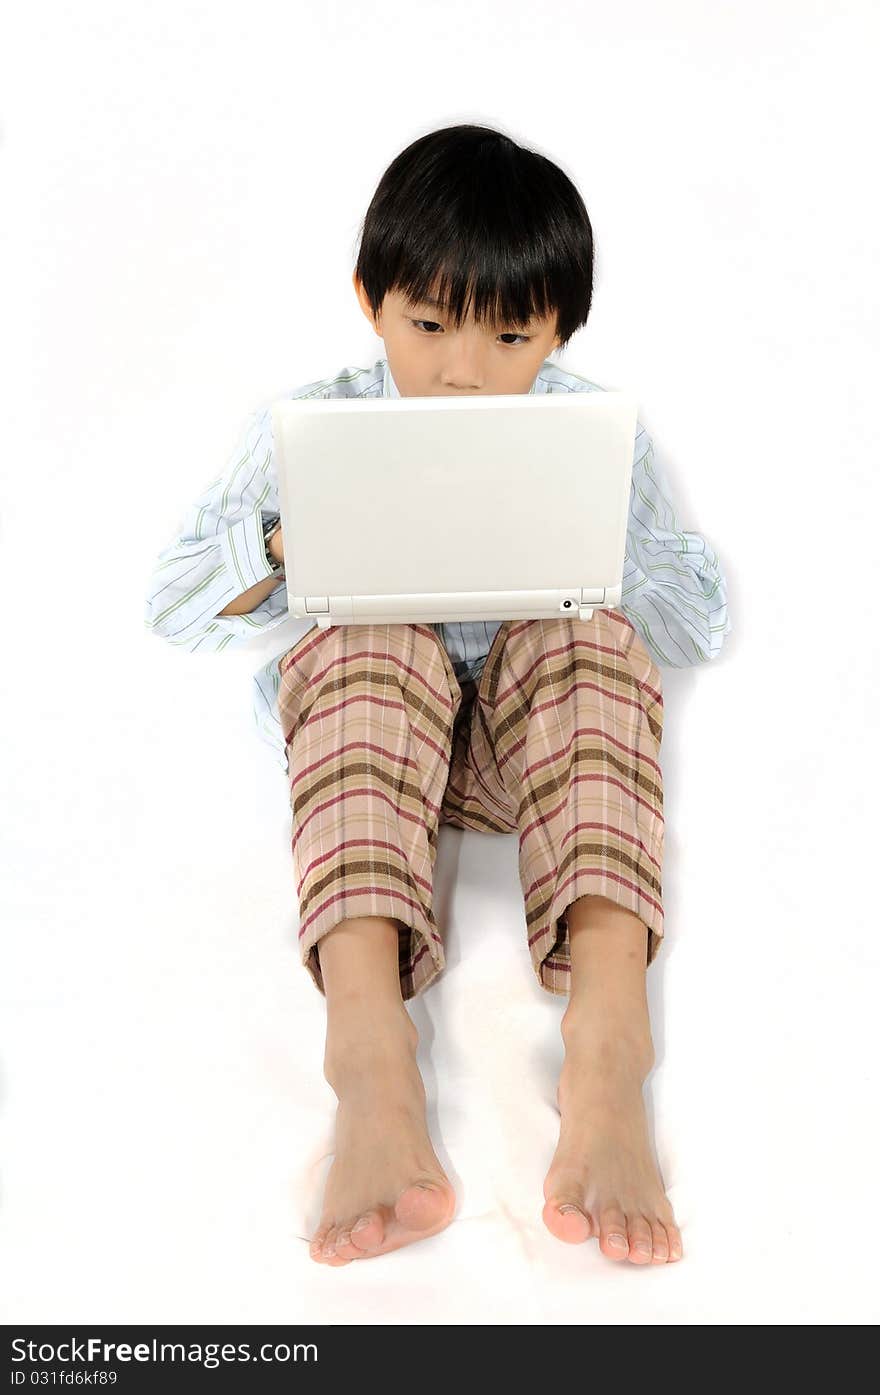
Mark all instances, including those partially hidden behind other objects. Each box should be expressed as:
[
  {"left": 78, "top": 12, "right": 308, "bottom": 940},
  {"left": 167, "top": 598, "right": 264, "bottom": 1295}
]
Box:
[{"left": 268, "top": 525, "right": 285, "bottom": 566}]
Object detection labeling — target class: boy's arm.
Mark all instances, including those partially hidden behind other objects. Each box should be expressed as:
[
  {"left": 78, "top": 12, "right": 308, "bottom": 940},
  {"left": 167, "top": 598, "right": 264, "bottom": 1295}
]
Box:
[
  {"left": 144, "top": 407, "right": 289, "bottom": 649},
  {"left": 619, "top": 438, "right": 732, "bottom": 666}
]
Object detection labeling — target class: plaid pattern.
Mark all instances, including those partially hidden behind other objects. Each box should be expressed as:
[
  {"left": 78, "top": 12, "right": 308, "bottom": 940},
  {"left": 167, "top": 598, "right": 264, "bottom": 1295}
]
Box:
[{"left": 278, "top": 613, "right": 665, "bottom": 1000}]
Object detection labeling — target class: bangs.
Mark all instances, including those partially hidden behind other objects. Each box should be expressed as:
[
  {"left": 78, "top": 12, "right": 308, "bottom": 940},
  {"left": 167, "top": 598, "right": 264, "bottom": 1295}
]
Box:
[{"left": 397, "top": 256, "right": 555, "bottom": 332}]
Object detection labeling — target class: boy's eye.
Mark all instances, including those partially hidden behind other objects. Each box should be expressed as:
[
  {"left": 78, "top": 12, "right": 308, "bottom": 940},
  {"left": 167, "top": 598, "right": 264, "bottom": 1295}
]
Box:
[{"left": 409, "top": 318, "right": 531, "bottom": 347}]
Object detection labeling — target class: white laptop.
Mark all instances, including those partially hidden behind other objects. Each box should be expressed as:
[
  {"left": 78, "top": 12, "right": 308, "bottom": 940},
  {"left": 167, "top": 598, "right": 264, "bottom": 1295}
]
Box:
[{"left": 269, "top": 388, "right": 639, "bottom": 628}]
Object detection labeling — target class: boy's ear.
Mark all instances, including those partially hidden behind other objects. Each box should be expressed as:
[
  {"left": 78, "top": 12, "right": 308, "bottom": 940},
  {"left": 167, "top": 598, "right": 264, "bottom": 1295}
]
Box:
[{"left": 352, "top": 270, "right": 382, "bottom": 332}]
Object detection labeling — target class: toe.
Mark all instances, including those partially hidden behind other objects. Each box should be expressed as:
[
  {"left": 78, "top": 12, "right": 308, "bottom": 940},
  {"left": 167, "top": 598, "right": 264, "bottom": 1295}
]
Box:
[
  {"left": 665, "top": 1222, "right": 684, "bottom": 1262},
  {"left": 394, "top": 1181, "right": 456, "bottom": 1232},
  {"left": 541, "top": 1197, "right": 593, "bottom": 1244},
  {"left": 330, "top": 1228, "right": 363, "bottom": 1261},
  {"left": 308, "top": 1225, "right": 331, "bottom": 1264},
  {"left": 318, "top": 1226, "right": 353, "bottom": 1266},
  {"left": 650, "top": 1221, "right": 670, "bottom": 1264},
  {"left": 347, "top": 1211, "right": 385, "bottom": 1252},
  {"left": 320, "top": 1225, "right": 342, "bottom": 1260},
  {"left": 627, "top": 1215, "right": 654, "bottom": 1265},
  {"left": 598, "top": 1206, "right": 630, "bottom": 1261}
]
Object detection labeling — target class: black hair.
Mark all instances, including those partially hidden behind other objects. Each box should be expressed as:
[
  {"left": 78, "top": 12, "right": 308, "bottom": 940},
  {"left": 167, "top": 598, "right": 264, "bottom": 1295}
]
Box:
[{"left": 353, "top": 123, "right": 595, "bottom": 353}]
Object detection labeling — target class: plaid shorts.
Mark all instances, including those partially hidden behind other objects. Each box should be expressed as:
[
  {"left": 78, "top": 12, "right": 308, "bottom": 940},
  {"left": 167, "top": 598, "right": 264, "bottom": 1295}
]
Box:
[{"left": 277, "top": 613, "right": 664, "bottom": 1000}]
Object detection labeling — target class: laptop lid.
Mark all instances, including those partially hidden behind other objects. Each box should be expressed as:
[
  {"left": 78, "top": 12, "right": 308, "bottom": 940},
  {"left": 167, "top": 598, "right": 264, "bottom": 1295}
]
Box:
[{"left": 270, "top": 388, "right": 639, "bottom": 627}]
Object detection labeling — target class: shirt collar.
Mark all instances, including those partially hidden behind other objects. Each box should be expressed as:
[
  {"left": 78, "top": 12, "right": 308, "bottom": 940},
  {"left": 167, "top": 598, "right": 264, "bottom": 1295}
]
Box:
[
  {"left": 382, "top": 360, "right": 401, "bottom": 398},
  {"left": 382, "top": 360, "right": 540, "bottom": 397}
]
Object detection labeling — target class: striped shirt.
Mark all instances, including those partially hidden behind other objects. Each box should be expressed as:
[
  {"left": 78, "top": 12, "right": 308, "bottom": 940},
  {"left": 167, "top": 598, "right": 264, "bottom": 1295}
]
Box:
[{"left": 144, "top": 356, "right": 732, "bottom": 770}]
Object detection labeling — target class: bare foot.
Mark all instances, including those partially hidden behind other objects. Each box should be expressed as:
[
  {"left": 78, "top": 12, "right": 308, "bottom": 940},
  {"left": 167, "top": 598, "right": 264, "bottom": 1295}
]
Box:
[
  {"left": 309, "top": 1008, "right": 456, "bottom": 1265},
  {"left": 541, "top": 1018, "right": 683, "bottom": 1265}
]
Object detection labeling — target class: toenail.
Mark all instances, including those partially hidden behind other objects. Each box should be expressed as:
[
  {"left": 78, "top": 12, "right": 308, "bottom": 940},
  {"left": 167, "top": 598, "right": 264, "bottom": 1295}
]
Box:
[
  {"left": 609, "top": 1234, "right": 628, "bottom": 1249},
  {"left": 558, "top": 1204, "right": 581, "bottom": 1215},
  {"left": 352, "top": 1217, "right": 370, "bottom": 1233},
  {"left": 635, "top": 1241, "right": 652, "bottom": 1253}
]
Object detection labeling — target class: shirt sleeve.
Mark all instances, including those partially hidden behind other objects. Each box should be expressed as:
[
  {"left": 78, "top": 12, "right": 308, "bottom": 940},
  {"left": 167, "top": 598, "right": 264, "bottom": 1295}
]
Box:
[
  {"left": 619, "top": 436, "right": 732, "bottom": 666},
  {"left": 143, "top": 406, "right": 290, "bottom": 651}
]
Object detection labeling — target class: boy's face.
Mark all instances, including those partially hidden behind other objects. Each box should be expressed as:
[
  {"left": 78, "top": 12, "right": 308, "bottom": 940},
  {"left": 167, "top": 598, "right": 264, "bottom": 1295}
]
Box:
[{"left": 353, "top": 272, "right": 562, "bottom": 397}]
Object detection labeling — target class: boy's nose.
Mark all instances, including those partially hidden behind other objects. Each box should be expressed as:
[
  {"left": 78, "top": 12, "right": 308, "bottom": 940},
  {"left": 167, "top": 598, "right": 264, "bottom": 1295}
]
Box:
[{"left": 438, "top": 366, "right": 485, "bottom": 393}]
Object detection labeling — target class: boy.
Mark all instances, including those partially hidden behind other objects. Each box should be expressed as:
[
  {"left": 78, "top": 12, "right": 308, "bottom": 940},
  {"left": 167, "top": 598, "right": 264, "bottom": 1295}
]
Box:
[{"left": 145, "top": 123, "right": 731, "bottom": 1269}]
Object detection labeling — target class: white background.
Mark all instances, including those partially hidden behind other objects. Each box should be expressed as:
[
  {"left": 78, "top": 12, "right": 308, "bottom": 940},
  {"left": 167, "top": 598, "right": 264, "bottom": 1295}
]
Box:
[{"left": 2, "top": 0, "right": 878, "bottom": 1326}]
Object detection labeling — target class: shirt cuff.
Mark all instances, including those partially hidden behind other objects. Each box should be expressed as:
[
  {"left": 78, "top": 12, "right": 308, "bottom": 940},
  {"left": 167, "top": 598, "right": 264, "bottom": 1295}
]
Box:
[{"left": 219, "top": 511, "right": 276, "bottom": 593}]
